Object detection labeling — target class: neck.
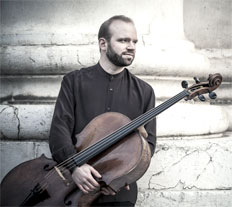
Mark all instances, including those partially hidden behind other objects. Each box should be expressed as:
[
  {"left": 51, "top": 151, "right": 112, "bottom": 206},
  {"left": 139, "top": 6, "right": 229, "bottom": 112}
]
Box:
[{"left": 99, "top": 55, "right": 125, "bottom": 75}]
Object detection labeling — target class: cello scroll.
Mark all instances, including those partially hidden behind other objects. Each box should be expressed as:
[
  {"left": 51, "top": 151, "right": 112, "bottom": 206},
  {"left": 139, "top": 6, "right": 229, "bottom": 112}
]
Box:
[{"left": 182, "top": 73, "right": 222, "bottom": 101}]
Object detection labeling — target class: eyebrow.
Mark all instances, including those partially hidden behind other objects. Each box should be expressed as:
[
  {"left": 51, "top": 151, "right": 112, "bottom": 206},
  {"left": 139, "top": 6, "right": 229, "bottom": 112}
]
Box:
[{"left": 117, "top": 38, "right": 138, "bottom": 43}]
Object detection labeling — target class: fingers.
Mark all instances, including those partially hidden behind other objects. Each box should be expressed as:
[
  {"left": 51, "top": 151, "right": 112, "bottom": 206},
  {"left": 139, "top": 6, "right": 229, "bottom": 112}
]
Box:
[
  {"left": 138, "top": 125, "right": 148, "bottom": 138},
  {"left": 72, "top": 164, "right": 130, "bottom": 196},
  {"left": 101, "top": 187, "right": 116, "bottom": 195},
  {"left": 90, "top": 166, "right": 102, "bottom": 179},
  {"left": 125, "top": 184, "right": 130, "bottom": 191},
  {"left": 72, "top": 164, "right": 100, "bottom": 194}
]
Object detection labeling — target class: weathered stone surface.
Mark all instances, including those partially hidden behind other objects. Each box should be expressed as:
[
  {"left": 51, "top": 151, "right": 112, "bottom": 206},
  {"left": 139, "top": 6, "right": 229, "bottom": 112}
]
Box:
[
  {"left": 1, "top": 0, "right": 231, "bottom": 206},
  {"left": 1, "top": 75, "right": 231, "bottom": 102},
  {"left": 0, "top": 103, "right": 229, "bottom": 139},
  {"left": 0, "top": 105, "right": 54, "bottom": 139},
  {"left": 0, "top": 141, "right": 51, "bottom": 180},
  {"left": 136, "top": 190, "right": 232, "bottom": 207},
  {"left": 0, "top": 105, "right": 19, "bottom": 138},
  {"left": 0, "top": 75, "right": 62, "bottom": 102},
  {"left": 138, "top": 133, "right": 232, "bottom": 191},
  {"left": 157, "top": 102, "right": 229, "bottom": 136},
  {"left": 224, "top": 105, "right": 232, "bottom": 130},
  {"left": 184, "top": 0, "right": 232, "bottom": 48},
  {"left": 136, "top": 132, "right": 232, "bottom": 206},
  {"left": 1, "top": 133, "right": 232, "bottom": 206},
  {"left": 0, "top": 45, "right": 99, "bottom": 75}
]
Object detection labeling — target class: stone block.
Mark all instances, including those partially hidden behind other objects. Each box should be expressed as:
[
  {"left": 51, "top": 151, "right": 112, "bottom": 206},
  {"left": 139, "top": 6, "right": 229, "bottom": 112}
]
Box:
[
  {"left": 1, "top": 75, "right": 231, "bottom": 103},
  {"left": 0, "top": 75, "right": 62, "bottom": 102},
  {"left": 0, "top": 105, "right": 54, "bottom": 139},
  {"left": 136, "top": 190, "right": 232, "bottom": 207},
  {"left": 0, "top": 102, "right": 229, "bottom": 139},
  {"left": 0, "top": 105, "right": 19, "bottom": 138},
  {"left": 0, "top": 141, "right": 51, "bottom": 181},
  {"left": 156, "top": 102, "right": 229, "bottom": 136},
  {"left": 1, "top": 45, "right": 99, "bottom": 75},
  {"left": 138, "top": 133, "right": 232, "bottom": 191}
]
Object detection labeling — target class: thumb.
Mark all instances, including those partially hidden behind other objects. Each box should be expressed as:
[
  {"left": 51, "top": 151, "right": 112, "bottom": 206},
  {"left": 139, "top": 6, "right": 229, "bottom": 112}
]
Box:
[
  {"left": 90, "top": 166, "right": 102, "bottom": 179},
  {"left": 138, "top": 125, "right": 148, "bottom": 138}
]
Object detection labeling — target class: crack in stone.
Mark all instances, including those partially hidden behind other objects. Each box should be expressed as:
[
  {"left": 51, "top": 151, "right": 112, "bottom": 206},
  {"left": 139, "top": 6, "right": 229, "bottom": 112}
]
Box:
[
  {"left": 29, "top": 57, "right": 36, "bottom": 63},
  {"left": 9, "top": 105, "right": 21, "bottom": 139},
  {"left": 170, "top": 149, "right": 199, "bottom": 167},
  {"left": 76, "top": 52, "right": 84, "bottom": 66},
  {"left": 206, "top": 142, "right": 232, "bottom": 154},
  {"left": 160, "top": 192, "right": 177, "bottom": 202},
  {"left": 148, "top": 150, "right": 200, "bottom": 190},
  {"left": 0, "top": 106, "right": 8, "bottom": 114},
  {"left": 1, "top": 131, "right": 9, "bottom": 139},
  {"left": 196, "top": 154, "right": 213, "bottom": 181}
]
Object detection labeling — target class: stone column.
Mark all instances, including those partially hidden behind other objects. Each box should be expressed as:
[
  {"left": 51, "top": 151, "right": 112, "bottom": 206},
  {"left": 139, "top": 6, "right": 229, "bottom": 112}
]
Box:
[{"left": 1, "top": 0, "right": 231, "bottom": 206}]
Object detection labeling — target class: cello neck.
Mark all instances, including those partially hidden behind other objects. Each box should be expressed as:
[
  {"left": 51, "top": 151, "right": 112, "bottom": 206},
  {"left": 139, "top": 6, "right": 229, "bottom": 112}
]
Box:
[{"left": 66, "top": 90, "right": 189, "bottom": 170}]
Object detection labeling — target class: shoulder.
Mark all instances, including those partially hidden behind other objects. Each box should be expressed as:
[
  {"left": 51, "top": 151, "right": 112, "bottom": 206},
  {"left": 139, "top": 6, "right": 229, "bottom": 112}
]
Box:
[
  {"left": 63, "top": 64, "right": 97, "bottom": 82},
  {"left": 126, "top": 69, "right": 154, "bottom": 92}
]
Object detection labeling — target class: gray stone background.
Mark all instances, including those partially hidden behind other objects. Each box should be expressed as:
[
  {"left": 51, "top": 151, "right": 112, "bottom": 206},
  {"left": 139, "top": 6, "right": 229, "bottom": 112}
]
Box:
[{"left": 0, "top": 0, "right": 232, "bottom": 206}]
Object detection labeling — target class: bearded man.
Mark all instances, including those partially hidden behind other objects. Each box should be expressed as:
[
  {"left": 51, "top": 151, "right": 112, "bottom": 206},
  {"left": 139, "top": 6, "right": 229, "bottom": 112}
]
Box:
[{"left": 49, "top": 15, "right": 156, "bottom": 207}]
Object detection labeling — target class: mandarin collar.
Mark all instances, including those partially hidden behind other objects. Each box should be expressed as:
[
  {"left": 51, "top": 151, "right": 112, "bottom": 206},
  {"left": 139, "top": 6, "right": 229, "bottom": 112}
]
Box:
[{"left": 96, "top": 62, "right": 126, "bottom": 80}]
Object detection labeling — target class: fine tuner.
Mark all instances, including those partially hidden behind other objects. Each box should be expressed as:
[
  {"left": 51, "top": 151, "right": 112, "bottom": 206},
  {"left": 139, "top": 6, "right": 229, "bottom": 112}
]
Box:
[{"left": 181, "top": 73, "right": 222, "bottom": 101}]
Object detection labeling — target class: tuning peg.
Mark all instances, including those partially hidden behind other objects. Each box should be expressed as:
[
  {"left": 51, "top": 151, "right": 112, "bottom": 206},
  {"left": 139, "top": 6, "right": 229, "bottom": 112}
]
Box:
[
  {"left": 194, "top": 77, "right": 200, "bottom": 84},
  {"left": 181, "top": 81, "right": 188, "bottom": 89},
  {"left": 198, "top": 94, "right": 206, "bottom": 101},
  {"left": 209, "top": 91, "right": 217, "bottom": 99}
]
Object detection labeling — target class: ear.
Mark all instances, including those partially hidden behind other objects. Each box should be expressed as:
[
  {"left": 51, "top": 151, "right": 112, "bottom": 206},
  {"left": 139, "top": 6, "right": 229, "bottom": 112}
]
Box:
[{"left": 99, "top": 38, "right": 108, "bottom": 51}]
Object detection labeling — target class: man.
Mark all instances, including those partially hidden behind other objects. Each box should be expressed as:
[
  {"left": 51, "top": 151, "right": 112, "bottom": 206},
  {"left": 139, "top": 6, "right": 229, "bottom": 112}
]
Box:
[{"left": 49, "top": 15, "right": 156, "bottom": 207}]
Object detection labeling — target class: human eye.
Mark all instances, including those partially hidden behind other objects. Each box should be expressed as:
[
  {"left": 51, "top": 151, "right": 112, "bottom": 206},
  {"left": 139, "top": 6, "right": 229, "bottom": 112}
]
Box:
[{"left": 118, "top": 38, "right": 129, "bottom": 43}]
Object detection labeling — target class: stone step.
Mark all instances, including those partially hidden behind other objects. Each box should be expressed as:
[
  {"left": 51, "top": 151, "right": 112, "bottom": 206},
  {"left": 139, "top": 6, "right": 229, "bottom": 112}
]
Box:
[
  {"left": 2, "top": 45, "right": 231, "bottom": 80},
  {"left": 1, "top": 75, "right": 231, "bottom": 104},
  {"left": 0, "top": 103, "right": 229, "bottom": 140}
]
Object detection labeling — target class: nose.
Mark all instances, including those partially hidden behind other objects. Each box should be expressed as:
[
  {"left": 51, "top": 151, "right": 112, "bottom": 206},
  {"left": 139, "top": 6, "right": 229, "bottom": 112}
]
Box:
[{"left": 127, "top": 41, "right": 136, "bottom": 51}]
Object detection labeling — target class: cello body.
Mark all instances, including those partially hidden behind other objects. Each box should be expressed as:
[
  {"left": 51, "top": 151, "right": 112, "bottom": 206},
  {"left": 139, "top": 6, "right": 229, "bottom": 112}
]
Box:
[{"left": 0, "top": 112, "right": 151, "bottom": 206}]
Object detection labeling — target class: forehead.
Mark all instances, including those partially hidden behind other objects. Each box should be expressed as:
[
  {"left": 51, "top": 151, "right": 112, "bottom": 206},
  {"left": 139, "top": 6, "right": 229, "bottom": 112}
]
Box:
[{"left": 109, "top": 20, "right": 137, "bottom": 39}]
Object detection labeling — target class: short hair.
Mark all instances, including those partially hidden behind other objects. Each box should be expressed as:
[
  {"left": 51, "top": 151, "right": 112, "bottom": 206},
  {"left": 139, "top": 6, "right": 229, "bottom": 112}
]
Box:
[{"left": 98, "top": 15, "right": 134, "bottom": 41}]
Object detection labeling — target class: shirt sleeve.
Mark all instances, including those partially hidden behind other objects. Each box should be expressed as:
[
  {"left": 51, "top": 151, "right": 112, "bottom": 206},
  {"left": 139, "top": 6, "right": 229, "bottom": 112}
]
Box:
[
  {"left": 144, "top": 88, "right": 156, "bottom": 156},
  {"left": 49, "top": 74, "right": 77, "bottom": 163}
]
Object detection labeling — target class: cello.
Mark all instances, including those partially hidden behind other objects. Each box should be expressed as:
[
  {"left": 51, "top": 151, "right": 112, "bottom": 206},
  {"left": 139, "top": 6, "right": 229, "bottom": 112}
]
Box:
[{"left": 0, "top": 73, "right": 222, "bottom": 206}]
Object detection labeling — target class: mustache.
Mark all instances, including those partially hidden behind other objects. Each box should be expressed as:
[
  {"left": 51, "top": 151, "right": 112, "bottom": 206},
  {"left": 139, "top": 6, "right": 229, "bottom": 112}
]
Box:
[{"left": 122, "top": 52, "right": 135, "bottom": 56}]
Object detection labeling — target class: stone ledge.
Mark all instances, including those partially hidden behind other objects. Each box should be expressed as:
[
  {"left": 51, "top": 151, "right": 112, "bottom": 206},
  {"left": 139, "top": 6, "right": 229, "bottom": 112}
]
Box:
[
  {"left": 2, "top": 45, "right": 231, "bottom": 80},
  {"left": 0, "top": 102, "right": 230, "bottom": 139},
  {"left": 1, "top": 75, "right": 231, "bottom": 103},
  {"left": 136, "top": 190, "right": 232, "bottom": 207},
  {"left": 0, "top": 105, "right": 54, "bottom": 139},
  {"left": 0, "top": 141, "right": 51, "bottom": 181}
]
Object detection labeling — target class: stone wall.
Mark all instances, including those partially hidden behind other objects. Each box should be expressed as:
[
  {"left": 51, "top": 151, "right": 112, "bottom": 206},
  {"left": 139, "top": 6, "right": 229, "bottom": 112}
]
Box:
[{"left": 1, "top": 0, "right": 232, "bottom": 206}]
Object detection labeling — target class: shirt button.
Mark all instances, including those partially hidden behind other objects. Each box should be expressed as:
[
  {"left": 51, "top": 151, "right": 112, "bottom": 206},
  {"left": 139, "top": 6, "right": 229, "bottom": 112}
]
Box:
[
  {"left": 109, "top": 88, "right": 113, "bottom": 92},
  {"left": 110, "top": 76, "right": 114, "bottom": 81},
  {"left": 107, "top": 107, "right": 111, "bottom": 111}
]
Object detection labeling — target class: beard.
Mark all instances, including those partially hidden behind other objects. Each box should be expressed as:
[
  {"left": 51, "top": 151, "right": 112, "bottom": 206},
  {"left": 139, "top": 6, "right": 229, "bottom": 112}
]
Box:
[{"left": 106, "top": 43, "right": 135, "bottom": 67}]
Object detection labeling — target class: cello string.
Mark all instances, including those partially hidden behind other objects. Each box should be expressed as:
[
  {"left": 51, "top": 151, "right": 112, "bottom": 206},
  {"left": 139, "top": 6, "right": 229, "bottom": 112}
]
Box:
[
  {"left": 57, "top": 90, "right": 187, "bottom": 171},
  {"left": 37, "top": 90, "right": 188, "bottom": 192},
  {"left": 58, "top": 90, "right": 188, "bottom": 171},
  {"left": 36, "top": 90, "right": 188, "bottom": 194}
]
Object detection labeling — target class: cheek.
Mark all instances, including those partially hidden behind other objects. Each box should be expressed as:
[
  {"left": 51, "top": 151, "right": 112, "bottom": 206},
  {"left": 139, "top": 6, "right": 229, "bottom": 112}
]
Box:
[
  {"left": 115, "top": 44, "right": 127, "bottom": 53},
  {"left": 110, "top": 42, "right": 125, "bottom": 52}
]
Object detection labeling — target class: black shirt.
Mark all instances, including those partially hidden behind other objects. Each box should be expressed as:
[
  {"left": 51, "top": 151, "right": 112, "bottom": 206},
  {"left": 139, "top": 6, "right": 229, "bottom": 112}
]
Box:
[{"left": 49, "top": 63, "right": 156, "bottom": 204}]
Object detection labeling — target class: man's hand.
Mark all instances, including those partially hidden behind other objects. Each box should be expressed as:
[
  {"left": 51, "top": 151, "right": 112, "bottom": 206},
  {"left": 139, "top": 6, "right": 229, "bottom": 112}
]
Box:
[
  {"left": 72, "top": 164, "right": 118, "bottom": 195},
  {"left": 72, "top": 163, "right": 101, "bottom": 194},
  {"left": 138, "top": 125, "right": 148, "bottom": 138}
]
